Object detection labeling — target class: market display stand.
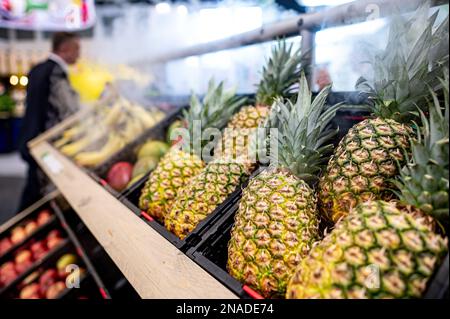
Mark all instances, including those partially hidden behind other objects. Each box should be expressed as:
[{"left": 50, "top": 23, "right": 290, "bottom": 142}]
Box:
[{"left": 29, "top": 138, "right": 236, "bottom": 298}]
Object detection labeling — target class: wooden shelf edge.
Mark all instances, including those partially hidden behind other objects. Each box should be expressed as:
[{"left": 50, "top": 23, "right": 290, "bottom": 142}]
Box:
[{"left": 29, "top": 141, "right": 237, "bottom": 299}]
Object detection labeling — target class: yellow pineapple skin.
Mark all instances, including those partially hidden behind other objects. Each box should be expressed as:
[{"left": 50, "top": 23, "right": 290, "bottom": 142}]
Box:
[
  {"left": 139, "top": 148, "right": 204, "bottom": 222},
  {"left": 215, "top": 105, "right": 269, "bottom": 160},
  {"left": 165, "top": 159, "right": 252, "bottom": 239},
  {"left": 227, "top": 169, "right": 320, "bottom": 298},
  {"left": 319, "top": 118, "right": 412, "bottom": 223},
  {"left": 226, "top": 105, "right": 270, "bottom": 129},
  {"left": 286, "top": 200, "right": 448, "bottom": 299}
]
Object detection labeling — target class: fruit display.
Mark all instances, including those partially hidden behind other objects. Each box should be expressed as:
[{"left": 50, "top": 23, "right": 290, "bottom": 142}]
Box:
[
  {"left": 53, "top": 94, "right": 165, "bottom": 167},
  {"left": 227, "top": 74, "right": 341, "bottom": 298},
  {"left": 287, "top": 80, "right": 449, "bottom": 298},
  {"left": 0, "top": 209, "right": 54, "bottom": 256},
  {"left": 182, "top": 6, "right": 449, "bottom": 300},
  {"left": 4, "top": 0, "right": 448, "bottom": 302},
  {"left": 214, "top": 41, "right": 303, "bottom": 161},
  {"left": 317, "top": 7, "right": 449, "bottom": 224},
  {"left": 0, "top": 228, "right": 65, "bottom": 288},
  {"left": 138, "top": 80, "right": 245, "bottom": 223},
  {"left": 16, "top": 253, "right": 85, "bottom": 299},
  {"left": 163, "top": 42, "right": 305, "bottom": 240},
  {"left": 104, "top": 140, "right": 170, "bottom": 192}
]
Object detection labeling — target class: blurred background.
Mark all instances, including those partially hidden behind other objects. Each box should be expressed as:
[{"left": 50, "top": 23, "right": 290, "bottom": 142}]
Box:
[{"left": 0, "top": 0, "right": 448, "bottom": 222}]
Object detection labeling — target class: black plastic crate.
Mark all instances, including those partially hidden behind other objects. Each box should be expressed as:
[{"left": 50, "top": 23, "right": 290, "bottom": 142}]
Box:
[
  {"left": 1, "top": 240, "right": 103, "bottom": 299},
  {"left": 50, "top": 197, "right": 139, "bottom": 299},
  {"left": 51, "top": 200, "right": 111, "bottom": 299},
  {"left": 120, "top": 173, "right": 244, "bottom": 252},
  {"left": 189, "top": 200, "right": 449, "bottom": 300},
  {"left": 187, "top": 201, "right": 257, "bottom": 299},
  {"left": 0, "top": 192, "right": 61, "bottom": 264}
]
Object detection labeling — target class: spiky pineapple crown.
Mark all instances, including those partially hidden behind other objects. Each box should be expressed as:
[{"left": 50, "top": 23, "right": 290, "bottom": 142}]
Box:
[
  {"left": 393, "top": 70, "right": 449, "bottom": 228},
  {"left": 263, "top": 73, "right": 341, "bottom": 186},
  {"left": 356, "top": 4, "right": 449, "bottom": 123},
  {"left": 255, "top": 41, "right": 305, "bottom": 106},
  {"left": 183, "top": 79, "right": 246, "bottom": 153}
]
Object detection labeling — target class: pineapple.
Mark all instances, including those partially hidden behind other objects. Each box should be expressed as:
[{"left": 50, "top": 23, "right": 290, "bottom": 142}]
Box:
[
  {"left": 163, "top": 42, "right": 304, "bottom": 239},
  {"left": 215, "top": 41, "right": 303, "bottom": 160},
  {"left": 165, "top": 159, "right": 253, "bottom": 239},
  {"left": 318, "top": 7, "right": 449, "bottom": 223},
  {"left": 139, "top": 80, "right": 245, "bottom": 222},
  {"left": 286, "top": 201, "right": 448, "bottom": 299},
  {"left": 227, "top": 74, "right": 342, "bottom": 298},
  {"left": 286, "top": 73, "right": 449, "bottom": 299}
]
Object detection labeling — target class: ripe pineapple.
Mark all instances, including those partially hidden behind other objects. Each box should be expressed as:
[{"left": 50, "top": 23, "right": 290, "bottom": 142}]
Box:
[
  {"left": 163, "top": 42, "right": 304, "bottom": 239},
  {"left": 215, "top": 41, "right": 303, "bottom": 160},
  {"left": 286, "top": 201, "right": 448, "bottom": 299},
  {"left": 139, "top": 80, "right": 245, "bottom": 222},
  {"left": 227, "top": 74, "right": 342, "bottom": 298},
  {"left": 318, "top": 7, "right": 449, "bottom": 223},
  {"left": 165, "top": 159, "right": 253, "bottom": 239},
  {"left": 286, "top": 73, "right": 449, "bottom": 299}
]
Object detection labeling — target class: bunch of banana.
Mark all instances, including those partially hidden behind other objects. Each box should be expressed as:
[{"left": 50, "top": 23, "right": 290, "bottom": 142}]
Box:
[
  {"left": 55, "top": 96, "right": 166, "bottom": 167},
  {"left": 74, "top": 133, "right": 126, "bottom": 166}
]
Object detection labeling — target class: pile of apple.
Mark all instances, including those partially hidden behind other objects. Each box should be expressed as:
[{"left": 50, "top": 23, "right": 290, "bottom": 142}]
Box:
[
  {"left": 106, "top": 140, "right": 170, "bottom": 192},
  {"left": 0, "top": 209, "right": 53, "bottom": 255},
  {"left": 0, "top": 229, "right": 65, "bottom": 287},
  {"left": 18, "top": 254, "right": 83, "bottom": 299}
]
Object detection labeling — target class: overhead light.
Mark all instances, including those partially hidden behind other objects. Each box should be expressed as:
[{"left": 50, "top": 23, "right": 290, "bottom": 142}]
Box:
[
  {"left": 9, "top": 75, "right": 19, "bottom": 86},
  {"left": 176, "top": 4, "right": 188, "bottom": 16},
  {"left": 20, "top": 75, "right": 28, "bottom": 86},
  {"left": 155, "top": 2, "right": 171, "bottom": 14}
]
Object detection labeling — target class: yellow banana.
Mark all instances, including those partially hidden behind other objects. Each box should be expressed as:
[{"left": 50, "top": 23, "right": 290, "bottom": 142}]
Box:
[
  {"left": 103, "top": 101, "right": 123, "bottom": 127},
  {"left": 59, "top": 129, "right": 106, "bottom": 157},
  {"left": 74, "top": 134, "right": 125, "bottom": 167}
]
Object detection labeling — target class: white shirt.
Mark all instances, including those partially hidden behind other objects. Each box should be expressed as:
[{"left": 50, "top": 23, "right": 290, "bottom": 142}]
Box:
[{"left": 48, "top": 53, "right": 69, "bottom": 74}]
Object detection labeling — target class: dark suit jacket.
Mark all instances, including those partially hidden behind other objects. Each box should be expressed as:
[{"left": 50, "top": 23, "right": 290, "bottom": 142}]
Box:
[{"left": 18, "top": 59, "right": 79, "bottom": 163}]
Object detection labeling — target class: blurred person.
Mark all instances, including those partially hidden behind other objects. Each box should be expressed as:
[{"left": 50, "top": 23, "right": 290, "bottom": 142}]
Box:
[
  {"left": 17, "top": 32, "right": 81, "bottom": 212},
  {"left": 315, "top": 64, "right": 333, "bottom": 91}
]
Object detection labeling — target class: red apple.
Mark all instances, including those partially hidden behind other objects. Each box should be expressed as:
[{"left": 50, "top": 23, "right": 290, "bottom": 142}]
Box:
[
  {"left": 1, "top": 261, "right": 16, "bottom": 273},
  {"left": 24, "top": 221, "right": 38, "bottom": 235},
  {"left": 30, "top": 240, "right": 47, "bottom": 255},
  {"left": 39, "top": 269, "right": 58, "bottom": 286},
  {"left": 37, "top": 209, "right": 52, "bottom": 226},
  {"left": 31, "top": 241, "right": 48, "bottom": 260},
  {"left": 1, "top": 272, "right": 17, "bottom": 285},
  {"left": 45, "top": 281, "right": 66, "bottom": 299},
  {"left": 107, "top": 162, "right": 133, "bottom": 192},
  {"left": 15, "top": 250, "right": 34, "bottom": 273},
  {"left": 47, "top": 230, "right": 62, "bottom": 240},
  {"left": 15, "top": 249, "right": 33, "bottom": 264},
  {"left": 39, "top": 269, "right": 58, "bottom": 295},
  {"left": 10, "top": 226, "right": 27, "bottom": 244},
  {"left": 0, "top": 262, "right": 17, "bottom": 285},
  {"left": 0, "top": 238, "right": 12, "bottom": 254},
  {"left": 20, "top": 283, "right": 41, "bottom": 299},
  {"left": 46, "top": 237, "right": 62, "bottom": 250},
  {"left": 30, "top": 240, "right": 47, "bottom": 253}
]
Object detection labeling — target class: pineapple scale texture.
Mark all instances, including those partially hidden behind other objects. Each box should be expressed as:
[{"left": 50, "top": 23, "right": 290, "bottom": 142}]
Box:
[
  {"left": 227, "top": 169, "right": 320, "bottom": 298},
  {"left": 215, "top": 105, "right": 270, "bottom": 160},
  {"left": 286, "top": 200, "right": 448, "bottom": 299},
  {"left": 319, "top": 118, "right": 412, "bottom": 223},
  {"left": 139, "top": 149, "right": 205, "bottom": 222},
  {"left": 165, "top": 160, "right": 252, "bottom": 239}
]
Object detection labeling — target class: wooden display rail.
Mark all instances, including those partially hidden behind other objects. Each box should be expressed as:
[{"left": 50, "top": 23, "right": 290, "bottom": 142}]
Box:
[{"left": 29, "top": 140, "right": 236, "bottom": 299}]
